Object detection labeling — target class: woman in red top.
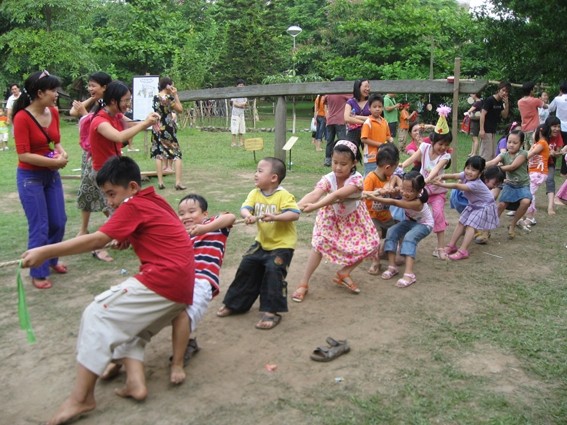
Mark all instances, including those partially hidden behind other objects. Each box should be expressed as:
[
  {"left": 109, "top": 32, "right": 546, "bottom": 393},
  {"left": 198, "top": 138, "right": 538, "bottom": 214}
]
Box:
[
  {"left": 89, "top": 81, "right": 159, "bottom": 172},
  {"left": 13, "top": 70, "right": 69, "bottom": 289}
]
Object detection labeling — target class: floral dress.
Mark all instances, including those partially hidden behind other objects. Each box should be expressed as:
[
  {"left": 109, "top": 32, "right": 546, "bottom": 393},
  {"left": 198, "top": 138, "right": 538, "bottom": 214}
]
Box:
[
  {"left": 151, "top": 93, "right": 182, "bottom": 160},
  {"left": 312, "top": 171, "right": 379, "bottom": 266}
]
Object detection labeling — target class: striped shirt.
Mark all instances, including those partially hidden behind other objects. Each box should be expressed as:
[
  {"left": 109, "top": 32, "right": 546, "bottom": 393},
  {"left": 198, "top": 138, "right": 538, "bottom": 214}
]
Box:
[{"left": 193, "top": 216, "right": 230, "bottom": 297}]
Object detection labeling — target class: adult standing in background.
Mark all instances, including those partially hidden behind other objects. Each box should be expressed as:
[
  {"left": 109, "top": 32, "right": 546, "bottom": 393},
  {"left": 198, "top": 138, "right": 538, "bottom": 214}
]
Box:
[
  {"left": 479, "top": 81, "right": 510, "bottom": 161},
  {"left": 70, "top": 72, "right": 115, "bottom": 262},
  {"left": 231, "top": 78, "right": 248, "bottom": 147},
  {"left": 312, "top": 94, "right": 326, "bottom": 152},
  {"left": 151, "top": 77, "right": 186, "bottom": 190},
  {"left": 13, "top": 71, "right": 69, "bottom": 289},
  {"left": 383, "top": 93, "right": 401, "bottom": 137},
  {"left": 344, "top": 79, "right": 371, "bottom": 161},
  {"left": 549, "top": 82, "right": 567, "bottom": 177},
  {"left": 465, "top": 92, "right": 483, "bottom": 157},
  {"left": 6, "top": 83, "right": 21, "bottom": 127},
  {"left": 518, "top": 81, "right": 546, "bottom": 149},
  {"left": 323, "top": 77, "right": 349, "bottom": 166}
]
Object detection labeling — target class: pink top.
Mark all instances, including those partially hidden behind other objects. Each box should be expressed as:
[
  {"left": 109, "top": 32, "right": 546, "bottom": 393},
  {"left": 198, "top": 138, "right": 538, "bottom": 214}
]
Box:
[{"left": 518, "top": 96, "right": 544, "bottom": 133}]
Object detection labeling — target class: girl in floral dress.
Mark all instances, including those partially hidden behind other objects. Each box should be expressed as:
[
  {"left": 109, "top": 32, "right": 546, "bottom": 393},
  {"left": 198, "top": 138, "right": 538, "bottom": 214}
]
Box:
[
  {"left": 151, "top": 77, "right": 186, "bottom": 190},
  {"left": 291, "top": 140, "right": 379, "bottom": 302}
]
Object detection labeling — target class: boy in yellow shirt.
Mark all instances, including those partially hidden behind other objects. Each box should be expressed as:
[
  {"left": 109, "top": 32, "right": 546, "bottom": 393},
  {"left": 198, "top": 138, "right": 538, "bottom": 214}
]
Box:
[{"left": 216, "top": 157, "right": 300, "bottom": 330}]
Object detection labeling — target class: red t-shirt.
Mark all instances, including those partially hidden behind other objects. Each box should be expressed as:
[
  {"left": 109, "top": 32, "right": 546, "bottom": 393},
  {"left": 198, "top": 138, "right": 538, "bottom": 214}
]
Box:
[
  {"left": 549, "top": 133, "right": 564, "bottom": 167},
  {"left": 100, "top": 187, "right": 195, "bottom": 304},
  {"left": 14, "top": 107, "right": 61, "bottom": 171},
  {"left": 90, "top": 110, "right": 124, "bottom": 171}
]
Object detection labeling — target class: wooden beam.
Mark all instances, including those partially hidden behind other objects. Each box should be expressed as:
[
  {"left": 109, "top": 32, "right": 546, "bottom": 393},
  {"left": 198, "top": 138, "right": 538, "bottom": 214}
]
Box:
[{"left": 178, "top": 79, "right": 488, "bottom": 101}]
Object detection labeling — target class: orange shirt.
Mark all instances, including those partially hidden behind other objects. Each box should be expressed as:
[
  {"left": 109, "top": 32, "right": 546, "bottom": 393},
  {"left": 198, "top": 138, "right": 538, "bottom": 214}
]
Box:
[
  {"left": 399, "top": 109, "right": 410, "bottom": 130},
  {"left": 361, "top": 116, "right": 391, "bottom": 164},
  {"left": 314, "top": 95, "right": 326, "bottom": 117},
  {"left": 528, "top": 139, "right": 549, "bottom": 175},
  {"left": 363, "top": 171, "right": 393, "bottom": 222}
]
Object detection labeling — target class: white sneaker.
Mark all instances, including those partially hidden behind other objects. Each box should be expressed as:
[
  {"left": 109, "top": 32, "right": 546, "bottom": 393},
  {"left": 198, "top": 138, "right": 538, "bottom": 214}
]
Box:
[
  {"left": 525, "top": 217, "right": 537, "bottom": 226},
  {"left": 506, "top": 210, "right": 515, "bottom": 216}
]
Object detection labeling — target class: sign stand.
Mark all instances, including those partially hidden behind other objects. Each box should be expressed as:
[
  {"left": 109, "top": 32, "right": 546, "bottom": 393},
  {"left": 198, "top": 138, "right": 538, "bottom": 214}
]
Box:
[{"left": 282, "top": 136, "right": 299, "bottom": 170}]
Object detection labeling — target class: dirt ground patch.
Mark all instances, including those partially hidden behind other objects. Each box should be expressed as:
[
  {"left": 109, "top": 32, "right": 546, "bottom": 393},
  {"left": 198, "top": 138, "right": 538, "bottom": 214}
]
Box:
[{"left": 0, "top": 197, "right": 564, "bottom": 424}]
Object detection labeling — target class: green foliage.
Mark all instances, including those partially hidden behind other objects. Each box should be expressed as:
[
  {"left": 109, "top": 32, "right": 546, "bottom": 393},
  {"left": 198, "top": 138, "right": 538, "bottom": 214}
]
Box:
[
  {"left": 474, "top": 0, "right": 567, "bottom": 83},
  {"left": 0, "top": 0, "right": 563, "bottom": 93}
]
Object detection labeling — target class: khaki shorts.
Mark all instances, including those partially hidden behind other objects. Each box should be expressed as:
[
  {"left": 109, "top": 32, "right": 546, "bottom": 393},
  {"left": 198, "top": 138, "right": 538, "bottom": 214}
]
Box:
[
  {"left": 231, "top": 115, "right": 246, "bottom": 135},
  {"left": 76, "top": 277, "right": 185, "bottom": 375}
]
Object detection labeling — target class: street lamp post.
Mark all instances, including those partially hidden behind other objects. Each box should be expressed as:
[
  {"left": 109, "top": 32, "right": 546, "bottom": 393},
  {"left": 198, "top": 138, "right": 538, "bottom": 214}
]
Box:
[
  {"left": 286, "top": 25, "right": 302, "bottom": 76},
  {"left": 286, "top": 25, "right": 302, "bottom": 134}
]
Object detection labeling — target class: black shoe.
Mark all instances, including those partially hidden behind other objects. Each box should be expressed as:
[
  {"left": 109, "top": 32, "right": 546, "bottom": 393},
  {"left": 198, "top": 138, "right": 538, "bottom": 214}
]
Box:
[
  {"left": 324, "top": 158, "right": 331, "bottom": 167},
  {"left": 158, "top": 184, "right": 165, "bottom": 190}
]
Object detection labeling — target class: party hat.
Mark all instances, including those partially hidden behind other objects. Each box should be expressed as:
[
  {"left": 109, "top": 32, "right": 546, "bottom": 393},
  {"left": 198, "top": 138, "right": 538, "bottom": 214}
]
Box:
[{"left": 435, "top": 105, "right": 452, "bottom": 135}]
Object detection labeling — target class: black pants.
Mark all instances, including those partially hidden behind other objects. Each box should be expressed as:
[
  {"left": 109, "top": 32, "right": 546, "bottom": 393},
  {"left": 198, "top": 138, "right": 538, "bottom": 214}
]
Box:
[
  {"left": 222, "top": 243, "right": 293, "bottom": 313},
  {"left": 325, "top": 124, "right": 347, "bottom": 160}
]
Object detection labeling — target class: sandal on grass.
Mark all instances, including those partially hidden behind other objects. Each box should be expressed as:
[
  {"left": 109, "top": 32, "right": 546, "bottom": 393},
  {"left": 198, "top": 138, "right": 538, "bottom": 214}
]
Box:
[
  {"left": 255, "top": 313, "right": 282, "bottom": 330},
  {"left": 395, "top": 273, "right": 416, "bottom": 288},
  {"left": 367, "top": 263, "right": 381, "bottom": 275},
  {"left": 381, "top": 266, "right": 399, "bottom": 280},
  {"left": 333, "top": 272, "right": 360, "bottom": 294},
  {"left": 216, "top": 305, "right": 233, "bottom": 317},
  {"left": 449, "top": 249, "right": 469, "bottom": 260},
  {"left": 50, "top": 263, "right": 68, "bottom": 274},
  {"left": 310, "top": 337, "right": 350, "bottom": 362},
  {"left": 291, "top": 284, "right": 308, "bottom": 303},
  {"left": 445, "top": 244, "right": 458, "bottom": 255}
]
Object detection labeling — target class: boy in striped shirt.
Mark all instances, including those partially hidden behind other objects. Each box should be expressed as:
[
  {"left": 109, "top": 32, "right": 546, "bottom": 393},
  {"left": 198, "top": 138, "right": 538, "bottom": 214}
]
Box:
[{"left": 169, "top": 194, "right": 236, "bottom": 384}]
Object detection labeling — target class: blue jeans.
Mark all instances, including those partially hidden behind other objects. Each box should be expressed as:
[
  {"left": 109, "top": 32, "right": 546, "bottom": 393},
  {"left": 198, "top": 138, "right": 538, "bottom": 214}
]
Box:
[
  {"left": 315, "top": 116, "right": 326, "bottom": 141},
  {"left": 384, "top": 220, "right": 432, "bottom": 259},
  {"left": 17, "top": 168, "right": 67, "bottom": 278}
]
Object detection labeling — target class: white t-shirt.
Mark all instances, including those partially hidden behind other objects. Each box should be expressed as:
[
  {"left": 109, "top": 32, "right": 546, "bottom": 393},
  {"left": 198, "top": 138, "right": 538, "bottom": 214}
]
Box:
[
  {"left": 231, "top": 97, "right": 247, "bottom": 117},
  {"left": 6, "top": 94, "right": 20, "bottom": 111},
  {"left": 549, "top": 94, "right": 567, "bottom": 132}
]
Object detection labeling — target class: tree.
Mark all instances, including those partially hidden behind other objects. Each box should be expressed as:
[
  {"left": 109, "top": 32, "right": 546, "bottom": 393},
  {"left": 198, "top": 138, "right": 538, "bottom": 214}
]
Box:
[
  {"left": 474, "top": 0, "right": 567, "bottom": 83},
  {"left": 0, "top": 0, "right": 97, "bottom": 87}
]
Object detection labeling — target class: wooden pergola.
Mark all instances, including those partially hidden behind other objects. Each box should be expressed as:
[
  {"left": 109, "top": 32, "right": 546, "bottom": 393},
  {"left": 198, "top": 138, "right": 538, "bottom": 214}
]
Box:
[{"left": 178, "top": 58, "right": 487, "bottom": 166}]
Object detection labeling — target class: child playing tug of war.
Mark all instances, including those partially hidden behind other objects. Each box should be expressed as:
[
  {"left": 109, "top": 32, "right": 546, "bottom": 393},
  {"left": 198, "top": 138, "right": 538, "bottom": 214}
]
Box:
[
  {"left": 21, "top": 156, "right": 194, "bottom": 425},
  {"left": 102, "top": 194, "right": 236, "bottom": 385},
  {"left": 217, "top": 157, "right": 300, "bottom": 330}
]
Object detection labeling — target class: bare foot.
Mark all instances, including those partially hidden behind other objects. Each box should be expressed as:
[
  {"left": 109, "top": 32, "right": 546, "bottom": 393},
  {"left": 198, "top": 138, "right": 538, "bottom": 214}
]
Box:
[
  {"left": 548, "top": 208, "right": 556, "bottom": 216},
  {"left": 76, "top": 230, "right": 88, "bottom": 237},
  {"left": 101, "top": 362, "right": 122, "bottom": 381},
  {"left": 46, "top": 396, "right": 96, "bottom": 425},
  {"left": 554, "top": 197, "right": 565, "bottom": 206},
  {"left": 170, "top": 364, "right": 186, "bottom": 385},
  {"left": 114, "top": 380, "right": 148, "bottom": 401}
]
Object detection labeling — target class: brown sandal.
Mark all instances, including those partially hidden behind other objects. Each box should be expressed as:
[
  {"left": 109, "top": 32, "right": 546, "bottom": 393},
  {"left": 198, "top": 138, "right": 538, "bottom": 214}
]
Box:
[{"left": 333, "top": 272, "right": 360, "bottom": 294}]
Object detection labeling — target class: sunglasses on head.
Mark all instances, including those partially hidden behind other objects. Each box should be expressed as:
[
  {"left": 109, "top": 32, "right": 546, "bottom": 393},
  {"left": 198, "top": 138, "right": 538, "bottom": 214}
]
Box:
[{"left": 39, "top": 70, "right": 50, "bottom": 79}]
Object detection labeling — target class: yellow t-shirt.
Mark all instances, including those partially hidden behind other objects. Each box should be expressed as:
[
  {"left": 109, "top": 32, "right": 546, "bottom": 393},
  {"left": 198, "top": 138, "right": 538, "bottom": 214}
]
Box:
[{"left": 242, "top": 187, "right": 299, "bottom": 250}]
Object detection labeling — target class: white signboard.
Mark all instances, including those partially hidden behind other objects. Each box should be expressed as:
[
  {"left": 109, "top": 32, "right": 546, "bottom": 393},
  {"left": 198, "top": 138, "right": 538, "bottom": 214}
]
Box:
[{"left": 132, "top": 75, "right": 159, "bottom": 121}]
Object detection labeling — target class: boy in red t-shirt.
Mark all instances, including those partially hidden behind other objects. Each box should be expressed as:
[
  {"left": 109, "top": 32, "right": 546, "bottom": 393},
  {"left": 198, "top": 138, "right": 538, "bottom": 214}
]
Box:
[{"left": 21, "top": 156, "right": 195, "bottom": 425}]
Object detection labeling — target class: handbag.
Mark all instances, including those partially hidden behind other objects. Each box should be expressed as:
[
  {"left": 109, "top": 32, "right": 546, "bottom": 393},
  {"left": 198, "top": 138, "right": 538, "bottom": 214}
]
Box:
[
  {"left": 310, "top": 117, "right": 317, "bottom": 132},
  {"left": 460, "top": 115, "right": 471, "bottom": 133}
]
